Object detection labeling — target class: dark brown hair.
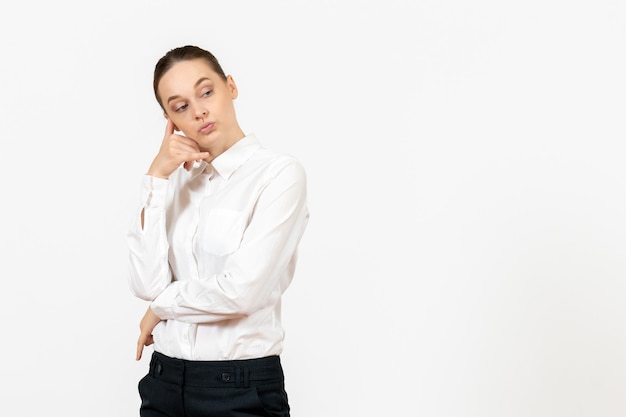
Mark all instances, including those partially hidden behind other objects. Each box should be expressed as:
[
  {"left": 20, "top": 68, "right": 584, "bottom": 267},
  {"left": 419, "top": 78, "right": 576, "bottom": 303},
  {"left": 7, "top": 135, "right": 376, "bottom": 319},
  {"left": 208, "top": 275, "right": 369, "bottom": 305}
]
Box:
[{"left": 153, "top": 45, "right": 227, "bottom": 109}]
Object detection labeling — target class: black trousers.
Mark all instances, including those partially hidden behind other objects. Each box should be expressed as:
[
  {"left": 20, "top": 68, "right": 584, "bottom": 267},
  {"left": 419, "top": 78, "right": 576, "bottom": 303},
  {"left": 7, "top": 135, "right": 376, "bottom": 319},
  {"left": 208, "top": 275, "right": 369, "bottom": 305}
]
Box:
[{"left": 138, "top": 351, "right": 290, "bottom": 417}]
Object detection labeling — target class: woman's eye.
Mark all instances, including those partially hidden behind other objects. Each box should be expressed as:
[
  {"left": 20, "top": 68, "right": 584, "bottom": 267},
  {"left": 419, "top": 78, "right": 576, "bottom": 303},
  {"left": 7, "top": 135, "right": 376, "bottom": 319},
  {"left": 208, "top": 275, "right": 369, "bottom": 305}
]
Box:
[
  {"left": 202, "top": 89, "right": 212, "bottom": 97},
  {"left": 175, "top": 104, "right": 188, "bottom": 112}
]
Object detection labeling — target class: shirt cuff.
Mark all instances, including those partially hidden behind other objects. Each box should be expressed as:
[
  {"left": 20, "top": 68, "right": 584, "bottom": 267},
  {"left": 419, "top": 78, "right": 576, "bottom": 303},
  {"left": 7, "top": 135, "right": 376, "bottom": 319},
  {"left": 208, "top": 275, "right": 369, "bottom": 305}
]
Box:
[
  {"left": 140, "top": 174, "right": 169, "bottom": 209},
  {"left": 151, "top": 282, "right": 179, "bottom": 320}
]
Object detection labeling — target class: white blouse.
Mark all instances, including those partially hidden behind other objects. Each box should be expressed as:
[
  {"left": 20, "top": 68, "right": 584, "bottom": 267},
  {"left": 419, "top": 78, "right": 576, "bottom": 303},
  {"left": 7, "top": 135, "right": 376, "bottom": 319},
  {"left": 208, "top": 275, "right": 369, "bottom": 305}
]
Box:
[{"left": 127, "top": 134, "right": 309, "bottom": 360}]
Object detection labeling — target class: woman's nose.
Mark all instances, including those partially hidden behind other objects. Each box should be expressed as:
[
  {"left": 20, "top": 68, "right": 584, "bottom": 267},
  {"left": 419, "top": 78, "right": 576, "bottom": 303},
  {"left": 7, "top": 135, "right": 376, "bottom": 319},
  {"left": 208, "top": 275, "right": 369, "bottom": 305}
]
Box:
[{"left": 194, "top": 106, "right": 208, "bottom": 119}]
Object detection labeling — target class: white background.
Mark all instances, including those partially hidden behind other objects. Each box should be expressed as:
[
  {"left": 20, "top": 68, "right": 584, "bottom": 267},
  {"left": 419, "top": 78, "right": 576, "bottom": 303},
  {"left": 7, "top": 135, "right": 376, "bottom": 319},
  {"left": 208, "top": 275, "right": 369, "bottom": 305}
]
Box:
[{"left": 1, "top": 1, "right": 625, "bottom": 416}]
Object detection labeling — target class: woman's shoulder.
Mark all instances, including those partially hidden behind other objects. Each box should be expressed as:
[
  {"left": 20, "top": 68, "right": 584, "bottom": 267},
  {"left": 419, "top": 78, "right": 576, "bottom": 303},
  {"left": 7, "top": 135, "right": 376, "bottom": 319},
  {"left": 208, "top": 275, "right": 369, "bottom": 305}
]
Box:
[{"left": 255, "top": 147, "right": 305, "bottom": 173}]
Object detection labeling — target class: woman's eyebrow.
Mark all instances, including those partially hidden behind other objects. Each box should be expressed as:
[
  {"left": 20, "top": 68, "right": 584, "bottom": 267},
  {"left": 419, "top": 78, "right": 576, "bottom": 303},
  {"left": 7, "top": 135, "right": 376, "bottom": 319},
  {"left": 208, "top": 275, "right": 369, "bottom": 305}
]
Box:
[
  {"left": 166, "top": 77, "right": 213, "bottom": 104},
  {"left": 194, "top": 77, "right": 211, "bottom": 87}
]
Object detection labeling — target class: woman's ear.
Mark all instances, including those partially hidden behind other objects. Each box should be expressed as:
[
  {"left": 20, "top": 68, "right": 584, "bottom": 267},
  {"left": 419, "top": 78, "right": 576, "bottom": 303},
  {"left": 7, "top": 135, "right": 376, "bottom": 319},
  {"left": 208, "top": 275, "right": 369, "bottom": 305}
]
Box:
[
  {"left": 164, "top": 113, "right": 180, "bottom": 131},
  {"left": 226, "top": 75, "right": 239, "bottom": 99}
]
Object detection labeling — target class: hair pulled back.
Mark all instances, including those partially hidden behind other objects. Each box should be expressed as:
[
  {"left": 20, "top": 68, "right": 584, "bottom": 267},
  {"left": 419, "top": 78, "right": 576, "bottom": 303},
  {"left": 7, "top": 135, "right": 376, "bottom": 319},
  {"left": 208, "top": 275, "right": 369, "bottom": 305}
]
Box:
[{"left": 153, "top": 45, "right": 227, "bottom": 109}]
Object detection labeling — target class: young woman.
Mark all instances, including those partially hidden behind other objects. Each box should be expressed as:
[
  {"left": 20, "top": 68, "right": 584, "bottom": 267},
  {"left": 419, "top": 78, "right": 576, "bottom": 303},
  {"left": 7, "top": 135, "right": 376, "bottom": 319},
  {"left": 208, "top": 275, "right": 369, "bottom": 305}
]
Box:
[{"left": 127, "top": 45, "right": 309, "bottom": 417}]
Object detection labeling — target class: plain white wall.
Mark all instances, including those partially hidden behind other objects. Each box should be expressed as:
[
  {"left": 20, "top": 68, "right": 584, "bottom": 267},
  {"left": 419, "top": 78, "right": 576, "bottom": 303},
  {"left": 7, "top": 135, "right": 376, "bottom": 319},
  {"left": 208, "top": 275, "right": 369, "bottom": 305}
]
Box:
[{"left": 1, "top": 1, "right": 625, "bottom": 416}]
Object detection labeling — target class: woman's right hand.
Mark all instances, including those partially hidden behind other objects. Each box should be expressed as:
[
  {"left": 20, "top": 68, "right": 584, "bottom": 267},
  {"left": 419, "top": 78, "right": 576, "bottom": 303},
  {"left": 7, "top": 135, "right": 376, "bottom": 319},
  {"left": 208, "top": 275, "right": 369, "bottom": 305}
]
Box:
[
  {"left": 136, "top": 306, "right": 162, "bottom": 361},
  {"left": 147, "top": 119, "right": 210, "bottom": 178}
]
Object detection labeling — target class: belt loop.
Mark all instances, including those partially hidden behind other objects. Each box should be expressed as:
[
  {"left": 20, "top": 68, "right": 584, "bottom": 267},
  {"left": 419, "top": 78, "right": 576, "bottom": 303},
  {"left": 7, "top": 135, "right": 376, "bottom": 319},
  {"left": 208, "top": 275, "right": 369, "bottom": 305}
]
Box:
[
  {"left": 234, "top": 367, "right": 249, "bottom": 389},
  {"left": 181, "top": 360, "right": 186, "bottom": 386},
  {"left": 149, "top": 353, "right": 156, "bottom": 377},
  {"left": 243, "top": 367, "right": 250, "bottom": 389}
]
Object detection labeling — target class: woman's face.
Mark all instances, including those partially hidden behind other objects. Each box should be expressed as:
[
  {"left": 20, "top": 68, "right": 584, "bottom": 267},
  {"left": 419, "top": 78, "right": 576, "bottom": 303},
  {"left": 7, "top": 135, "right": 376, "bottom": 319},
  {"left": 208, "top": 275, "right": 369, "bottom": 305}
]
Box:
[{"left": 157, "top": 58, "right": 241, "bottom": 152}]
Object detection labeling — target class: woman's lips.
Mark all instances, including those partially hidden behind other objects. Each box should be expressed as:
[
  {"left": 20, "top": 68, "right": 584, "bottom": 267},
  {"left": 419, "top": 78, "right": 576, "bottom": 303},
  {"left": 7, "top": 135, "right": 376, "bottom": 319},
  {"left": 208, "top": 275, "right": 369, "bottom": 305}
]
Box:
[{"left": 199, "top": 122, "right": 215, "bottom": 134}]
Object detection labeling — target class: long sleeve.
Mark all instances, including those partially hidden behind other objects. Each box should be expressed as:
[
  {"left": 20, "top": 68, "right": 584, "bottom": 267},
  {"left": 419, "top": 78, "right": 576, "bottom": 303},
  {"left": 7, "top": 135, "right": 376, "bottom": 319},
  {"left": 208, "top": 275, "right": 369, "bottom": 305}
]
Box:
[
  {"left": 150, "top": 160, "right": 308, "bottom": 323},
  {"left": 125, "top": 134, "right": 309, "bottom": 360},
  {"left": 127, "top": 174, "right": 173, "bottom": 300}
]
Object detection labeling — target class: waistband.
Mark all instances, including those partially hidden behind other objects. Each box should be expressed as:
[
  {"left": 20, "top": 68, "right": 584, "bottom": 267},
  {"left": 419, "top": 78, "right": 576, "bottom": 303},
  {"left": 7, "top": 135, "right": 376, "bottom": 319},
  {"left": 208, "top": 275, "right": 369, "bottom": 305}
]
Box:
[{"left": 148, "top": 351, "right": 285, "bottom": 389}]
